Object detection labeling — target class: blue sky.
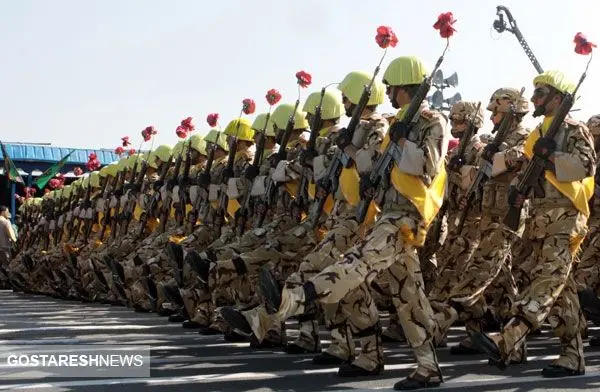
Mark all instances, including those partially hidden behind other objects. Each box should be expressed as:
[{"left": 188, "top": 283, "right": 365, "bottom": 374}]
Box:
[{"left": 0, "top": 0, "right": 598, "bottom": 153}]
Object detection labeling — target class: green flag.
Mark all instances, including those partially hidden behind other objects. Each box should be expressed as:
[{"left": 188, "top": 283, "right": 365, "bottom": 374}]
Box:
[
  {"left": 33, "top": 149, "right": 75, "bottom": 189},
  {"left": 0, "top": 141, "right": 25, "bottom": 184}
]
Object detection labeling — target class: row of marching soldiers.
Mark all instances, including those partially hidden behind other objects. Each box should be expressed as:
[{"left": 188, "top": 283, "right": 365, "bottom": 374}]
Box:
[{"left": 4, "top": 56, "right": 600, "bottom": 391}]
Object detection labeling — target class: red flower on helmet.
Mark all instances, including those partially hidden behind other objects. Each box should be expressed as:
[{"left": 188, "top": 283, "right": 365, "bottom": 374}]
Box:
[
  {"left": 296, "top": 71, "right": 312, "bottom": 88},
  {"left": 176, "top": 125, "right": 188, "bottom": 139},
  {"left": 181, "top": 117, "right": 195, "bottom": 132},
  {"left": 242, "top": 98, "right": 256, "bottom": 115},
  {"left": 73, "top": 167, "right": 83, "bottom": 176},
  {"left": 207, "top": 113, "right": 219, "bottom": 127},
  {"left": 375, "top": 26, "right": 398, "bottom": 49},
  {"left": 266, "top": 89, "right": 282, "bottom": 106},
  {"left": 121, "top": 136, "right": 131, "bottom": 147},
  {"left": 574, "top": 32, "right": 596, "bottom": 55},
  {"left": 128, "top": 148, "right": 136, "bottom": 156},
  {"left": 433, "top": 12, "right": 457, "bottom": 38},
  {"left": 115, "top": 146, "right": 125, "bottom": 155}
]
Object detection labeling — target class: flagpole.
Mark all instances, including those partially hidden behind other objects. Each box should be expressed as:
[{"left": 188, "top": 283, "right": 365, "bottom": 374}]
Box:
[{"left": 10, "top": 182, "right": 15, "bottom": 224}]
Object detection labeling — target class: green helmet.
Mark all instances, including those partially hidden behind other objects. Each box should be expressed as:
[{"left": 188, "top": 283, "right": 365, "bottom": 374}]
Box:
[
  {"left": 338, "top": 71, "right": 385, "bottom": 106},
  {"left": 204, "top": 129, "right": 230, "bottom": 152},
  {"left": 271, "top": 103, "right": 309, "bottom": 130},
  {"left": 251, "top": 113, "right": 276, "bottom": 137},
  {"left": 383, "top": 56, "right": 428, "bottom": 86},
  {"left": 302, "top": 89, "right": 344, "bottom": 120}
]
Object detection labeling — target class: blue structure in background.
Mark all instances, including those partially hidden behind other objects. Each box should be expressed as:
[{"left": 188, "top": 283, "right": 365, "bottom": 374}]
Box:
[{"left": 0, "top": 143, "right": 120, "bottom": 221}]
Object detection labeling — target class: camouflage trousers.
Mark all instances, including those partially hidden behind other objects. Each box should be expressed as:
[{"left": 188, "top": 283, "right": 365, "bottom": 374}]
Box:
[
  {"left": 487, "top": 206, "right": 587, "bottom": 372},
  {"left": 429, "top": 213, "right": 482, "bottom": 303},
  {"left": 574, "top": 218, "right": 600, "bottom": 294},
  {"left": 242, "top": 209, "right": 444, "bottom": 376}
]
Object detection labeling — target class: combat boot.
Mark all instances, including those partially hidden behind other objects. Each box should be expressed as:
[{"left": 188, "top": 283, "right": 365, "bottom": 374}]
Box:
[
  {"left": 313, "top": 321, "right": 355, "bottom": 365},
  {"left": 338, "top": 324, "right": 384, "bottom": 377},
  {"left": 393, "top": 340, "right": 443, "bottom": 390},
  {"left": 541, "top": 333, "right": 585, "bottom": 377}
]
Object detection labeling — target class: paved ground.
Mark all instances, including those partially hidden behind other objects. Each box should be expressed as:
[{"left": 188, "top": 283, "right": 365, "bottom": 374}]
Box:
[{"left": 1, "top": 290, "right": 600, "bottom": 391}]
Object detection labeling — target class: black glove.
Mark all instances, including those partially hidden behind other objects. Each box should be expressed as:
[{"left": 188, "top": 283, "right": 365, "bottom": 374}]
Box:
[
  {"left": 389, "top": 121, "right": 409, "bottom": 143},
  {"left": 152, "top": 180, "right": 164, "bottom": 192},
  {"left": 222, "top": 167, "right": 234, "bottom": 181},
  {"left": 507, "top": 185, "right": 527, "bottom": 208},
  {"left": 533, "top": 137, "right": 556, "bottom": 160},
  {"left": 448, "top": 155, "right": 464, "bottom": 172},
  {"left": 197, "top": 172, "right": 211, "bottom": 187},
  {"left": 177, "top": 176, "right": 189, "bottom": 188},
  {"left": 299, "top": 148, "right": 317, "bottom": 167},
  {"left": 359, "top": 174, "right": 376, "bottom": 199},
  {"left": 482, "top": 143, "right": 500, "bottom": 162},
  {"left": 335, "top": 127, "right": 352, "bottom": 150},
  {"left": 166, "top": 178, "right": 177, "bottom": 190},
  {"left": 113, "top": 188, "right": 124, "bottom": 198},
  {"left": 244, "top": 165, "right": 259, "bottom": 181},
  {"left": 124, "top": 183, "right": 135, "bottom": 192}
]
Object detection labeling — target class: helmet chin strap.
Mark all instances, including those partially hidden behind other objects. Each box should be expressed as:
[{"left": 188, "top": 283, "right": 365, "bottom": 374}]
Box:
[{"left": 532, "top": 90, "right": 556, "bottom": 118}]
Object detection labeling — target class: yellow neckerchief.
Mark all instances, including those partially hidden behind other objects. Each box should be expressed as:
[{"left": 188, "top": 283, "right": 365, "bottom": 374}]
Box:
[
  {"left": 382, "top": 104, "right": 447, "bottom": 232},
  {"left": 523, "top": 116, "right": 594, "bottom": 219}
]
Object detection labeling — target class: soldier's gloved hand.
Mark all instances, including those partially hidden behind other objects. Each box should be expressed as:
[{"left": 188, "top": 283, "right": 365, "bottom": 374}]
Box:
[
  {"left": 448, "top": 155, "right": 464, "bottom": 172},
  {"left": 335, "top": 127, "right": 353, "bottom": 150},
  {"left": 482, "top": 143, "right": 500, "bottom": 162},
  {"left": 113, "top": 188, "right": 124, "bottom": 198},
  {"left": 222, "top": 167, "right": 234, "bottom": 180},
  {"left": 299, "top": 148, "right": 316, "bottom": 167},
  {"left": 533, "top": 137, "right": 556, "bottom": 160},
  {"left": 507, "top": 185, "right": 527, "bottom": 208},
  {"left": 359, "top": 174, "right": 376, "bottom": 199},
  {"left": 315, "top": 177, "right": 331, "bottom": 199},
  {"left": 389, "top": 121, "right": 409, "bottom": 143},
  {"left": 124, "top": 183, "right": 135, "bottom": 192},
  {"left": 177, "top": 176, "right": 189, "bottom": 188},
  {"left": 197, "top": 172, "right": 211, "bottom": 187},
  {"left": 244, "top": 165, "right": 259, "bottom": 181},
  {"left": 152, "top": 180, "right": 164, "bottom": 191},
  {"left": 167, "top": 178, "right": 178, "bottom": 189}
]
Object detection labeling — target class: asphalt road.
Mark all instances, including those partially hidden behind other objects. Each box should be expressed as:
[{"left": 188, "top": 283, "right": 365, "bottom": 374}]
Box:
[{"left": 1, "top": 290, "right": 600, "bottom": 392}]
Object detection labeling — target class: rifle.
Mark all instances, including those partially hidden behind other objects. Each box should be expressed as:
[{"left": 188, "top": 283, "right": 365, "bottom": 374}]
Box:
[
  {"left": 158, "top": 149, "right": 184, "bottom": 233},
  {"left": 52, "top": 188, "right": 65, "bottom": 247},
  {"left": 177, "top": 140, "right": 193, "bottom": 225},
  {"left": 291, "top": 88, "right": 325, "bottom": 223},
  {"left": 66, "top": 184, "right": 83, "bottom": 241},
  {"left": 109, "top": 170, "right": 127, "bottom": 240},
  {"left": 235, "top": 116, "right": 270, "bottom": 236},
  {"left": 138, "top": 155, "right": 173, "bottom": 238},
  {"left": 73, "top": 181, "right": 92, "bottom": 243},
  {"left": 253, "top": 100, "right": 300, "bottom": 229},
  {"left": 57, "top": 184, "right": 76, "bottom": 244},
  {"left": 214, "top": 132, "right": 238, "bottom": 236},
  {"left": 455, "top": 93, "right": 523, "bottom": 233},
  {"left": 503, "top": 76, "right": 586, "bottom": 231},
  {"left": 98, "top": 174, "right": 116, "bottom": 241},
  {"left": 120, "top": 160, "right": 149, "bottom": 236},
  {"left": 307, "top": 72, "right": 378, "bottom": 228},
  {"left": 355, "top": 55, "right": 446, "bottom": 223},
  {"left": 432, "top": 102, "right": 481, "bottom": 239}
]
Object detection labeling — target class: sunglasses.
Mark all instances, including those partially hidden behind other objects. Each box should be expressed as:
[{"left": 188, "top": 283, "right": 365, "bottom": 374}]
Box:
[
  {"left": 450, "top": 117, "right": 466, "bottom": 125},
  {"left": 532, "top": 87, "right": 550, "bottom": 99}
]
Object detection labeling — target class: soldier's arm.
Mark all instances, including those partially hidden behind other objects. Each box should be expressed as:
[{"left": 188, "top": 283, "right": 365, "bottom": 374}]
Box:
[
  {"left": 491, "top": 128, "right": 529, "bottom": 175},
  {"left": 398, "top": 114, "right": 446, "bottom": 178},
  {"left": 355, "top": 118, "right": 387, "bottom": 174},
  {"left": 553, "top": 124, "right": 596, "bottom": 182}
]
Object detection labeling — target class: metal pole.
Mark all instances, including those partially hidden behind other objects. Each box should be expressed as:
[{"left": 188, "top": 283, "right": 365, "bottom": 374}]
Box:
[{"left": 10, "top": 182, "right": 15, "bottom": 224}]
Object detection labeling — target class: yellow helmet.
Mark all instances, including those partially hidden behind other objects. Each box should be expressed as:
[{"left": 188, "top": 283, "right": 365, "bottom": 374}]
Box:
[
  {"left": 89, "top": 171, "right": 101, "bottom": 188},
  {"left": 533, "top": 70, "right": 576, "bottom": 94},
  {"left": 224, "top": 118, "right": 254, "bottom": 142},
  {"left": 271, "top": 103, "right": 309, "bottom": 130},
  {"left": 148, "top": 144, "right": 173, "bottom": 169},
  {"left": 189, "top": 134, "right": 207, "bottom": 155},
  {"left": 486, "top": 88, "right": 529, "bottom": 114},
  {"left": 116, "top": 157, "right": 129, "bottom": 172},
  {"left": 125, "top": 153, "right": 144, "bottom": 170},
  {"left": 172, "top": 140, "right": 186, "bottom": 158},
  {"left": 303, "top": 89, "right": 344, "bottom": 120},
  {"left": 71, "top": 177, "right": 83, "bottom": 189},
  {"left": 205, "top": 129, "right": 230, "bottom": 152},
  {"left": 338, "top": 71, "right": 385, "bottom": 106},
  {"left": 252, "top": 113, "right": 276, "bottom": 137},
  {"left": 587, "top": 115, "right": 600, "bottom": 136},
  {"left": 383, "top": 56, "right": 428, "bottom": 87},
  {"left": 61, "top": 185, "right": 72, "bottom": 198},
  {"left": 99, "top": 161, "right": 120, "bottom": 177}
]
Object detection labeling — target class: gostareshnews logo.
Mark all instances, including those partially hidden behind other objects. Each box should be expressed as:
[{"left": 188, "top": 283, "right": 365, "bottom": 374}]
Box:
[{"left": 0, "top": 345, "right": 151, "bottom": 378}]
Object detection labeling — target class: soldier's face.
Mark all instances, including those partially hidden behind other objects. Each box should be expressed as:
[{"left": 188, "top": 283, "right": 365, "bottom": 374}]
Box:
[
  {"left": 342, "top": 95, "right": 353, "bottom": 117},
  {"left": 531, "top": 83, "right": 552, "bottom": 117},
  {"left": 490, "top": 110, "right": 504, "bottom": 125},
  {"left": 450, "top": 123, "right": 466, "bottom": 138}
]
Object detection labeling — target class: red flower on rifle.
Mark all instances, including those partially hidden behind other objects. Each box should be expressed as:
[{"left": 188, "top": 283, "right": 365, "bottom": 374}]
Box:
[
  {"left": 176, "top": 125, "right": 188, "bottom": 139},
  {"left": 115, "top": 146, "right": 125, "bottom": 155},
  {"left": 25, "top": 187, "right": 36, "bottom": 198},
  {"left": 433, "top": 12, "right": 456, "bottom": 38},
  {"left": 266, "top": 89, "right": 282, "bottom": 106},
  {"left": 128, "top": 149, "right": 136, "bottom": 156},
  {"left": 49, "top": 178, "right": 61, "bottom": 189},
  {"left": 296, "top": 71, "right": 312, "bottom": 88},
  {"left": 141, "top": 126, "right": 157, "bottom": 142},
  {"left": 207, "top": 113, "right": 219, "bottom": 127},
  {"left": 88, "top": 153, "right": 97, "bottom": 161},
  {"left": 73, "top": 167, "right": 83, "bottom": 176},
  {"left": 375, "top": 26, "right": 398, "bottom": 49},
  {"left": 181, "top": 117, "right": 195, "bottom": 132},
  {"left": 574, "top": 32, "right": 596, "bottom": 55},
  {"left": 121, "top": 136, "right": 131, "bottom": 147},
  {"left": 242, "top": 98, "right": 256, "bottom": 115}
]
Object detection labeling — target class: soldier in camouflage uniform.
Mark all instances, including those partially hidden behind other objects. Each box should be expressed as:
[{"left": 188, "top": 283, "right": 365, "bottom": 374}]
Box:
[
  {"left": 470, "top": 70, "right": 596, "bottom": 378},
  {"left": 430, "top": 88, "right": 531, "bottom": 358},
  {"left": 224, "top": 56, "right": 451, "bottom": 389}
]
